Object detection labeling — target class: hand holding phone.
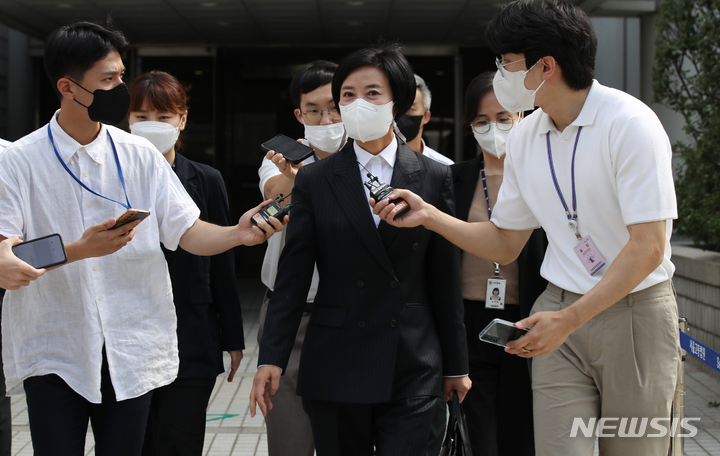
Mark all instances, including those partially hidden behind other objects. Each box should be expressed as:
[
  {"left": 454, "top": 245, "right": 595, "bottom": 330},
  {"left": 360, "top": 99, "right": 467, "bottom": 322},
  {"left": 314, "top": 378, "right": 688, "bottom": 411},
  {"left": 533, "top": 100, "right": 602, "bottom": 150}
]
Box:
[
  {"left": 478, "top": 318, "right": 529, "bottom": 348},
  {"left": 110, "top": 209, "right": 151, "bottom": 230},
  {"left": 11, "top": 233, "right": 68, "bottom": 269},
  {"left": 261, "top": 134, "right": 315, "bottom": 165}
]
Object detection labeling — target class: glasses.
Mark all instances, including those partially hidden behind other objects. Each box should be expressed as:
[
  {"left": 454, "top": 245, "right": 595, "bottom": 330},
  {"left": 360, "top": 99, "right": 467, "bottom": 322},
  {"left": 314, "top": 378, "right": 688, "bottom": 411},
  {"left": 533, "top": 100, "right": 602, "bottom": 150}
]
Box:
[
  {"left": 302, "top": 107, "right": 341, "bottom": 124},
  {"left": 495, "top": 57, "right": 526, "bottom": 77},
  {"left": 471, "top": 119, "right": 517, "bottom": 135}
]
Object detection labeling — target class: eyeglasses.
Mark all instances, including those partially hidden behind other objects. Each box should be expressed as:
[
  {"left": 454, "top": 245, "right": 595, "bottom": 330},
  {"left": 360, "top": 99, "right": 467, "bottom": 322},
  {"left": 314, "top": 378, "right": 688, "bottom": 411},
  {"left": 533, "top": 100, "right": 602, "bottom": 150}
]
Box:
[
  {"left": 471, "top": 119, "right": 517, "bottom": 135},
  {"left": 302, "top": 107, "right": 342, "bottom": 124},
  {"left": 495, "top": 57, "right": 526, "bottom": 77}
]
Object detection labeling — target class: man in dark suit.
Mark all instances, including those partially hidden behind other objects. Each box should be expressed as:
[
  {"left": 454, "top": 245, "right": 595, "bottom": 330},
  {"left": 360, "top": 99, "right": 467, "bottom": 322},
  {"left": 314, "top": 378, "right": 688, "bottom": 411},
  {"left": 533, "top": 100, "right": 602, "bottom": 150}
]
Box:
[{"left": 250, "top": 45, "right": 470, "bottom": 456}]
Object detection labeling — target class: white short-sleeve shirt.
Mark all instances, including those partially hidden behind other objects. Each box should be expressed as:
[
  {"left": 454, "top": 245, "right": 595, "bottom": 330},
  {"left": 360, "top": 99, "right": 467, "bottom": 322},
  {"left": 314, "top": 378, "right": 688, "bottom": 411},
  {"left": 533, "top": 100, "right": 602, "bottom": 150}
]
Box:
[
  {"left": 491, "top": 81, "right": 677, "bottom": 294},
  {"left": 259, "top": 153, "right": 320, "bottom": 300},
  {"left": 0, "top": 111, "right": 200, "bottom": 402}
]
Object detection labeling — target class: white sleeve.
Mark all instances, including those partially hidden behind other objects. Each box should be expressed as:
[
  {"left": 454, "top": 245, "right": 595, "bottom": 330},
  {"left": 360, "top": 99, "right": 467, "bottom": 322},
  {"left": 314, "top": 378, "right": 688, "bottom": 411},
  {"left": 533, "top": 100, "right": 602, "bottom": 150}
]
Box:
[
  {"left": 153, "top": 155, "right": 200, "bottom": 251},
  {"left": 611, "top": 112, "right": 677, "bottom": 225},
  {"left": 0, "top": 151, "right": 25, "bottom": 238},
  {"left": 490, "top": 135, "right": 541, "bottom": 231},
  {"left": 258, "top": 157, "right": 282, "bottom": 197}
]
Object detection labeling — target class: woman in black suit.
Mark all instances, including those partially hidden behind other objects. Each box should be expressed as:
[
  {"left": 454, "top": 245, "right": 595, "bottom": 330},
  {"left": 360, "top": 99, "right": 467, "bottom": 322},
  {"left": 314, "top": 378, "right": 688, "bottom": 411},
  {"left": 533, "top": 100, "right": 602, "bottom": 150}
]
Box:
[
  {"left": 128, "top": 71, "right": 245, "bottom": 456},
  {"left": 451, "top": 72, "right": 547, "bottom": 456}
]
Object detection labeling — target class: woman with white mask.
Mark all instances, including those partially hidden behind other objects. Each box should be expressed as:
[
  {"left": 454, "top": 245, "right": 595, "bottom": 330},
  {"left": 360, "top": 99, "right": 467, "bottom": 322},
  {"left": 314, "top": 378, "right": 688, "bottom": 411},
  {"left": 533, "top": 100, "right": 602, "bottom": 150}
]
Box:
[
  {"left": 128, "top": 71, "right": 245, "bottom": 456},
  {"left": 450, "top": 71, "right": 547, "bottom": 456},
  {"left": 250, "top": 45, "right": 470, "bottom": 456}
]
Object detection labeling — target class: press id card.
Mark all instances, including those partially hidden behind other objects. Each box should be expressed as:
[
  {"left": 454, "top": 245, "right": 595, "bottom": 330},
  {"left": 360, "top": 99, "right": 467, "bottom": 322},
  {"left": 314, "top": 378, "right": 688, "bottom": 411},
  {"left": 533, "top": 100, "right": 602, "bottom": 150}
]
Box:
[
  {"left": 486, "top": 278, "right": 506, "bottom": 310},
  {"left": 574, "top": 236, "right": 606, "bottom": 276}
]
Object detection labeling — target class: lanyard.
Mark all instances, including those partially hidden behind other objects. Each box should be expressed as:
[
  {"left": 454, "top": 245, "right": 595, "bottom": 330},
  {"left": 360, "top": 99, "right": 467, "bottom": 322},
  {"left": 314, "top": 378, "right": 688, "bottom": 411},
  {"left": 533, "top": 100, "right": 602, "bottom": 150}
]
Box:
[
  {"left": 546, "top": 126, "right": 582, "bottom": 240},
  {"left": 48, "top": 124, "right": 132, "bottom": 210},
  {"left": 480, "top": 165, "right": 501, "bottom": 275}
]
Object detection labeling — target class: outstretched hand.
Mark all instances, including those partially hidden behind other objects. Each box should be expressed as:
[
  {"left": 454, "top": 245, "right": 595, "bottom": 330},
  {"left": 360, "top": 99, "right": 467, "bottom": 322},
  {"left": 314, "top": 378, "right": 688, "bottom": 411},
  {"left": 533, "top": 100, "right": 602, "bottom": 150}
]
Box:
[
  {"left": 237, "top": 199, "right": 287, "bottom": 247},
  {"left": 0, "top": 236, "right": 44, "bottom": 290},
  {"left": 267, "top": 149, "right": 303, "bottom": 182},
  {"left": 370, "top": 188, "right": 432, "bottom": 228}
]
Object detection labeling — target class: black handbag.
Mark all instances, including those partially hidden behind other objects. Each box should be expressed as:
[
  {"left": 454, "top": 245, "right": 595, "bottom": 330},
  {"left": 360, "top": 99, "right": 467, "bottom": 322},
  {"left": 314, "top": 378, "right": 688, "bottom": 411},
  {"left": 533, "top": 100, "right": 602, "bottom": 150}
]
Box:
[{"left": 439, "top": 391, "right": 473, "bottom": 456}]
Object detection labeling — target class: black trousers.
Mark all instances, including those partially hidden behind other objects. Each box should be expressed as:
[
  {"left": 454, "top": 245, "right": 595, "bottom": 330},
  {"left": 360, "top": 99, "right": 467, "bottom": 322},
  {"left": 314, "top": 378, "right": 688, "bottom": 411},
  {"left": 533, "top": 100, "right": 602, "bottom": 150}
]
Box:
[
  {"left": 141, "top": 377, "right": 216, "bottom": 456},
  {"left": 302, "top": 395, "right": 443, "bottom": 456},
  {"left": 23, "top": 349, "right": 153, "bottom": 456},
  {"left": 463, "top": 301, "right": 535, "bottom": 456}
]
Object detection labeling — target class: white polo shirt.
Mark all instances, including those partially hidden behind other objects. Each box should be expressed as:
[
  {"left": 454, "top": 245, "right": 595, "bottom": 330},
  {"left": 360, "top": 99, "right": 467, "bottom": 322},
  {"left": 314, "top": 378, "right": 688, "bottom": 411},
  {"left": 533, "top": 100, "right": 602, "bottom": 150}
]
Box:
[
  {"left": 0, "top": 112, "right": 200, "bottom": 402},
  {"left": 491, "top": 80, "right": 677, "bottom": 295}
]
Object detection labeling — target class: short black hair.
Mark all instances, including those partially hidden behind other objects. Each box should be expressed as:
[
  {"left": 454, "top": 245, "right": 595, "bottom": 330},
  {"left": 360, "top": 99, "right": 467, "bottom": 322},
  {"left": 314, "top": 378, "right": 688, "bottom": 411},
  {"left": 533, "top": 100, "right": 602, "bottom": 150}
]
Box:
[
  {"left": 332, "top": 44, "right": 416, "bottom": 121},
  {"left": 463, "top": 71, "right": 496, "bottom": 135},
  {"left": 485, "top": 0, "right": 597, "bottom": 90},
  {"left": 44, "top": 21, "right": 129, "bottom": 99},
  {"left": 289, "top": 60, "right": 338, "bottom": 108}
]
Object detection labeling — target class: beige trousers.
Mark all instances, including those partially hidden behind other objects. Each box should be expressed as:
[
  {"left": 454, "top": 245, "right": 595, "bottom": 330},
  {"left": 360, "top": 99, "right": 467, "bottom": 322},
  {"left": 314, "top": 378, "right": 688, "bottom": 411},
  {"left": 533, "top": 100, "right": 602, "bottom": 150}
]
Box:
[{"left": 531, "top": 281, "right": 680, "bottom": 456}]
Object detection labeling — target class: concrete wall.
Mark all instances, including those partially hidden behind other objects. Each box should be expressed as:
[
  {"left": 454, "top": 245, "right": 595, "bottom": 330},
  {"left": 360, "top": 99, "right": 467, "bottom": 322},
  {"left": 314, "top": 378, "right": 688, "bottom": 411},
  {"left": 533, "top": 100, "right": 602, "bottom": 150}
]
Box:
[{"left": 672, "top": 244, "right": 720, "bottom": 375}]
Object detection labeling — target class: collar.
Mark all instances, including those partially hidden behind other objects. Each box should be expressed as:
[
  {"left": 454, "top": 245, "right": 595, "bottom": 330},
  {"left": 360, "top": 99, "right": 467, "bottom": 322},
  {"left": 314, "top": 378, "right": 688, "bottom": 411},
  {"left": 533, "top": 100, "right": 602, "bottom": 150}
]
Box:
[
  {"left": 50, "top": 109, "right": 108, "bottom": 164},
  {"left": 353, "top": 135, "right": 398, "bottom": 169},
  {"left": 538, "top": 79, "right": 604, "bottom": 141}
]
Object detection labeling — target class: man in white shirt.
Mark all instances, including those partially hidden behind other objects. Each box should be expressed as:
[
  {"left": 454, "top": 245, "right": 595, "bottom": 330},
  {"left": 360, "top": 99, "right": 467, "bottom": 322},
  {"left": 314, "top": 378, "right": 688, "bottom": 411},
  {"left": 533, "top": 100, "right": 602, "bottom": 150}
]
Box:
[
  {"left": 0, "top": 22, "right": 282, "bottom": 456},
  {"left": 396, "top": 74, "right": 454, "bottom": 166},
  {"left": 374, "top": 1, "right": 679, "bottom": 455},
  {"left": 257, "top": 60, "right": 343, "bottom": 456}
]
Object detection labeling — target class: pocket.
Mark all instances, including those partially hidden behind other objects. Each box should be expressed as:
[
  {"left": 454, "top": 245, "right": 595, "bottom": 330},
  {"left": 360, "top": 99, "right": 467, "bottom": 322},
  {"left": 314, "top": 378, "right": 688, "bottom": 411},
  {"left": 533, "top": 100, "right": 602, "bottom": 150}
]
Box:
[{"left": 114, "top": 207, "right": 158, "bottom": 260}]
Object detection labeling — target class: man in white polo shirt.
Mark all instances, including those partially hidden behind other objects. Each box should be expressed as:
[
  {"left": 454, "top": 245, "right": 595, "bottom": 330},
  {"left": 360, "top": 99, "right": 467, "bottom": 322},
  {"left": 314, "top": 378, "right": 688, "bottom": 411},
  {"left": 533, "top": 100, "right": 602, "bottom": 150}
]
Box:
[
  {"left": 0, "top": 21, "right": 282, "bottom": 456},
  {"left": 373, "top": 1, "right": 679, "bottom": 455}
]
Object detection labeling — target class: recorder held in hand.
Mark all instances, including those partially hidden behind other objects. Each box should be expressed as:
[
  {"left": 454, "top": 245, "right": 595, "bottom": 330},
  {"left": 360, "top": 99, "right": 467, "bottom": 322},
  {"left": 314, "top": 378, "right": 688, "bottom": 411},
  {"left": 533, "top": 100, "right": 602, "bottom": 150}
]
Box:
[
  {"left": 357, "top": 162, "right": 411, "bottom": 220},
  {"left": 252, "top": 194, "right": 294, "bottom": 233}
]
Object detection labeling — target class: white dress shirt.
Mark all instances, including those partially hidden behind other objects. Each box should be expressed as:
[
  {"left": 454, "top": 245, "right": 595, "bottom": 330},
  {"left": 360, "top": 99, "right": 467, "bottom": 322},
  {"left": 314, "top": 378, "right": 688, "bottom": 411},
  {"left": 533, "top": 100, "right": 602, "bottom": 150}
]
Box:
[
  {"left": 0, "top": 138, "right": 10, "bottom": 150},
  {"left": 354, "top": 136, "right": 398, "bottom": 227},
  {"left": 492, "top": 80, "right": 677, "bottom": 294},
  {"left": 421, "top": 140, "right": 454, "bottom": 166},
  {"left": 0, "top": 111, "right": 200, "bottom": 403}
]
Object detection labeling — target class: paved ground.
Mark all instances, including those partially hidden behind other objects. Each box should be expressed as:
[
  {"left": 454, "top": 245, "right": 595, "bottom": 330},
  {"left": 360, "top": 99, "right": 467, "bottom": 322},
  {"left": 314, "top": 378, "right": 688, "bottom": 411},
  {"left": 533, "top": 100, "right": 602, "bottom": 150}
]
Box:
[{"left": 8, "top": 278, "right": 720, "bottom": 455}]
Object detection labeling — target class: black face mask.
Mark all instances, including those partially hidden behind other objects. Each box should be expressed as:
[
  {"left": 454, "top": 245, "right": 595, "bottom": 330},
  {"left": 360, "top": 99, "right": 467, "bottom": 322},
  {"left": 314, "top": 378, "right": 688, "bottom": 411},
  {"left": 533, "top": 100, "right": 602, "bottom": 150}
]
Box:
[
  {"left": 396, "top": 114, "right": 424, "bottom": 142},
  {"left": 70, "top": 80, "right": 130, "bottom": 125}
]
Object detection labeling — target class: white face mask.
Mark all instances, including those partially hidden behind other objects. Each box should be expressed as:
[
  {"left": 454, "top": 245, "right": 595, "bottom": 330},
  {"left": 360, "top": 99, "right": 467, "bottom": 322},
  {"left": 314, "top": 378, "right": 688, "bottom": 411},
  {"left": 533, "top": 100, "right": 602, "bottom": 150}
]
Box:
[
  {"left": 493, "top": 60, "right": 545, "bottom": 113},
  {"left": 473, "top": 123, "right": 512, "bottom": 159},
  {"left": 303, "top": 121, "right": 345, "bottom": 153},
  {"left": 129, "top": 120, "right": 181, "bottom": 154},
  {"left": 339, "top": 99, "right": 395, "bottom": 143}
]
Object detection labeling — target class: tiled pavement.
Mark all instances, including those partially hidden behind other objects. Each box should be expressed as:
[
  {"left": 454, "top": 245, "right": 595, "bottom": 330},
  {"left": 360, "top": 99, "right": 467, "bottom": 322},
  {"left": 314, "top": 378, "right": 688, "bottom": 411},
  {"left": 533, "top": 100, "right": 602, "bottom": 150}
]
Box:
[{"left": 9, "top": 278, "right": 720, "bottom": 455}]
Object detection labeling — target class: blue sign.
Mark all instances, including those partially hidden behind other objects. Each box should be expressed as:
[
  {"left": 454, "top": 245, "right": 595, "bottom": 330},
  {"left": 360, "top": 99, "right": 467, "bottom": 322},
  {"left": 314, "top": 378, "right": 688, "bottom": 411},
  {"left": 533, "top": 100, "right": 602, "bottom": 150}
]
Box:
[{"left": 680, "top": 331, "right": 720, "bottom": 373}]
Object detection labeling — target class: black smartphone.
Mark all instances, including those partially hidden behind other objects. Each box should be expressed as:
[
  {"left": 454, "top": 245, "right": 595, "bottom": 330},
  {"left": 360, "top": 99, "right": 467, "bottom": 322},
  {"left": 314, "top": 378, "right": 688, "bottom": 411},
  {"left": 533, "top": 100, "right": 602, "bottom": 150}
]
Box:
[
  {"left": 261, "top": 134, "right": 315, "bottom": 165},
  {"left": 478, "top": 318, "right": 529, "bottom": 348},
  {"left": 12, "top": 233, "right": 68, "bottom": 269},
  {"left": 110, "top": 209, "right": 151, "bottom": 230}
]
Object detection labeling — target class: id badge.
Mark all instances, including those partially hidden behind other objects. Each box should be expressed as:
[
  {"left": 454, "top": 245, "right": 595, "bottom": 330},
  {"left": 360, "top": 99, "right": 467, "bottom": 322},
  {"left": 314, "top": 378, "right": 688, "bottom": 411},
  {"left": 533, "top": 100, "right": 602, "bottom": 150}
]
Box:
[
  {"left": 486, "top": 278, "right": 506, "bottom": 310},
  {"left": 573, "top": 236, "right": 606, "bottom": 276}
]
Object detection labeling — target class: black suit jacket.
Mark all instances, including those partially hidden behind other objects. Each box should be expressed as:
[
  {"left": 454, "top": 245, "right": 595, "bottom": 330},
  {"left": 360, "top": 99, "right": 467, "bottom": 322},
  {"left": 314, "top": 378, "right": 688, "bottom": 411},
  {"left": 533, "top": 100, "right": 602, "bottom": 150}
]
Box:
[
  {"left": 259, "top": 138, "right": 468, "bottom": 404},
  {"left": 163, "top": 153, "right": 244, "bottom": 380},
  {"left": 451, "top": 154, "right": 548, "bottom": 318}
]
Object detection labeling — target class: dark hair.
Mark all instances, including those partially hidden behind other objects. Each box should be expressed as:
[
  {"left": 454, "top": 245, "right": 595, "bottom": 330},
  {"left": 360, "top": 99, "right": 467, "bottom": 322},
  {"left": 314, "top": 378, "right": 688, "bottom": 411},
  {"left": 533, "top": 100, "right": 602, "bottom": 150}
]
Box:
[
  {"left": 290, "top": 60, "right": 338, "bottom": 108},
  {"left": 332, "top": 44, "right": 416, "bottom": 121},
  {"left": 462, "top": 72, "right": 496, "bottom": 135},
  {"left": 44, "top": 21, "right": 129, "bottom": 99},
  {"left": 128, "top": 71, "right": 189, "bottom": 150},
  {"left": 485, "top": 0, "right": 597, "bottom": 90}
]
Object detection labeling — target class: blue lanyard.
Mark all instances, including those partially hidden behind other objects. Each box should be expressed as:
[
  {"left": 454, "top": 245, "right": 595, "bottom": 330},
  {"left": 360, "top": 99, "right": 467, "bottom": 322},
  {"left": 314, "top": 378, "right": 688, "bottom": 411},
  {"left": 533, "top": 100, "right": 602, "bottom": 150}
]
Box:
[
  {"left": 546, "top": 126, "right": 582, "bottom": 240},
  {"left": 48, "top": 124, "right": 132, "bottom": 210}
]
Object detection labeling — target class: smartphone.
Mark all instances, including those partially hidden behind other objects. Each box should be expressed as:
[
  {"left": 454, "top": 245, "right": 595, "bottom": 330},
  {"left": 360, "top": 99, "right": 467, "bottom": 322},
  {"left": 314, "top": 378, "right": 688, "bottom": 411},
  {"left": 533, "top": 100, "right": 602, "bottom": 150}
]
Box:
[
  {"left": 261, "top": 134, "right": 315, "bottom": 165},
  {"left": 110, "top": 209, "right": 151, "bottom": 230},
  {"left": 478, "top": 318, "right": 529, "bottom": 348},
  {"left": 12, "top": 233, "right": 68, "bottom": 269}
]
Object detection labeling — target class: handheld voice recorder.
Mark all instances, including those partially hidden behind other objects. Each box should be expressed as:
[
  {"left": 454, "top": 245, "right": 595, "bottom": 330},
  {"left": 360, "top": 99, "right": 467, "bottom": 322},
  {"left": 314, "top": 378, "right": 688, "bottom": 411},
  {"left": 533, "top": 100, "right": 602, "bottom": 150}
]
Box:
[
  {"left": 252, "top": 193, "right": 294, "bottom": 233},
  {"left": 357, "top": 162, "right": 411, "bottom": 221}
]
